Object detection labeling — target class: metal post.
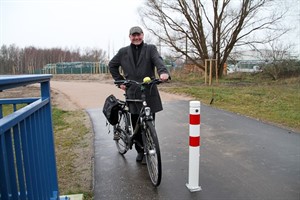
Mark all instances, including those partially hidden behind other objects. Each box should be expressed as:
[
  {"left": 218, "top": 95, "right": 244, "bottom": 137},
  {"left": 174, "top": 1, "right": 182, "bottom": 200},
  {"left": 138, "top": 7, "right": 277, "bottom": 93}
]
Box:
[{"left": 186, "top": 101, "right": 202, "bottom": 192}]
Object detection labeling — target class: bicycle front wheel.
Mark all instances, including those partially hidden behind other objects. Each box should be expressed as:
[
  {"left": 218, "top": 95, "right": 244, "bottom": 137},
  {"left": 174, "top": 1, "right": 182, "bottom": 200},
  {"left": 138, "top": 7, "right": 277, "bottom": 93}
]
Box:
[
  {"left": 143, "top": 121, "right": 162, "bottom": 187},
  {"left": 115, "top": 111, "right": 130, "bottom": 154}
]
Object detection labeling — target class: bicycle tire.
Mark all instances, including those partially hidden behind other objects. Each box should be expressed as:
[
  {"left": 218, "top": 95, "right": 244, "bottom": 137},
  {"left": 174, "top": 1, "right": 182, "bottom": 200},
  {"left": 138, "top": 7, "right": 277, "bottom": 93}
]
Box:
[
  {"left": 115, "top": 111, "right": 130, "bottom": 154},
  {"left": 143, "top": 121, "right": 162, "bottom": 186}
]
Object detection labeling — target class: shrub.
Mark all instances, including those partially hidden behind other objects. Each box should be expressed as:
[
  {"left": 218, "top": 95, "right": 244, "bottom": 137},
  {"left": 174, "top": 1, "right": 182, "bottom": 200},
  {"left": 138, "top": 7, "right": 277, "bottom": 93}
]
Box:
[{"left": 263, "top": 60, "right": 300, "bottom": 80}]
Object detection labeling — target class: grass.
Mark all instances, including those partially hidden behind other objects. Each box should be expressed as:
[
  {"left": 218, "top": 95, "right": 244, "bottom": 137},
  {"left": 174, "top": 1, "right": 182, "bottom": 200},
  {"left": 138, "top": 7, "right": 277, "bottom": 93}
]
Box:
[
  {"left": 163, "top": 71, "right": 300, "bottom": 132},
  {"left": 1, "top": 104, "right": 93, "bottom": 199},
  {"left": 1, "top": 104, "right": 27, "bottom": 116},
  {"left": 52, "top": 107, "right": 93, "bottom": 199}
]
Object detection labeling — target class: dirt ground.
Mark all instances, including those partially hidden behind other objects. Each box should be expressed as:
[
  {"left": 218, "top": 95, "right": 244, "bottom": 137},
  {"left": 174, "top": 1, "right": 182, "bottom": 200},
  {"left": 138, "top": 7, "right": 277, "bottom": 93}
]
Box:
[{"left": 50, "top": 74, "right": 192, "bottom": 110}]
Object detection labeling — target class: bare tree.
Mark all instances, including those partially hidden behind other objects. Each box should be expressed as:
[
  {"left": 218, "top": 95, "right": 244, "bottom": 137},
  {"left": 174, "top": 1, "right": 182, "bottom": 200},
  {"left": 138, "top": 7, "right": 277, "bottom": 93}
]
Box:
[
  {"left": 0, "top": 45, "right": 10, "bottom": 74},
  {"left": 0, "top": 44, "right": 108, "bottom": 74},
  {"left": 139, "top": 0, "right": 292, "bottom": 77},
  {"left": 261, "top": 41, "right": 297, "bottom": 80},
  {"left": 80, "top": 47, "right": 106, "bottom": 62}
]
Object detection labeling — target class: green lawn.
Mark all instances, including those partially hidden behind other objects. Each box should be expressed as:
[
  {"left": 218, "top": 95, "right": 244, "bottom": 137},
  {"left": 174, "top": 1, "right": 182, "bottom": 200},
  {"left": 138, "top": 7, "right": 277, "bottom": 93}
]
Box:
[
  {"left": 52, "top": 108, "right": 93, "bottom": 199},
  {"left": 162, "top": 72, "right": 300, "bottom": 132}
]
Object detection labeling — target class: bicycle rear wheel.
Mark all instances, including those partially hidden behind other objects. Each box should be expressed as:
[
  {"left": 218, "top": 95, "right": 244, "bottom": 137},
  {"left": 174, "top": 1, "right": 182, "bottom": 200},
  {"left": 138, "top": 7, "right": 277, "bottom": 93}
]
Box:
[
  {"left": 143, "top": 121, "right": 162, "bottom": 186},
  {"left": 115, "top": 111, "right": 130, "bottom": 154}
]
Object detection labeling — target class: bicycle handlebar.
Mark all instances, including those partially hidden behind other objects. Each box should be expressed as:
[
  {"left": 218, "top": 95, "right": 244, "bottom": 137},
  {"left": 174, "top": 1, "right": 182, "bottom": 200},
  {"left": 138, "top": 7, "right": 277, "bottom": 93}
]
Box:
[{"left": 114, "top": 78, "right": 162, "bottom": 87}]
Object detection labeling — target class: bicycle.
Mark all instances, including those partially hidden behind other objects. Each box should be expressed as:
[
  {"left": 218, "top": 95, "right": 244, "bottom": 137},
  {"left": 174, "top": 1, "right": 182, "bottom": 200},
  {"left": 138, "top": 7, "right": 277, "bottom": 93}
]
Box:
[{"left": 113, "top": 77, "right": 162, "bottom": 187}]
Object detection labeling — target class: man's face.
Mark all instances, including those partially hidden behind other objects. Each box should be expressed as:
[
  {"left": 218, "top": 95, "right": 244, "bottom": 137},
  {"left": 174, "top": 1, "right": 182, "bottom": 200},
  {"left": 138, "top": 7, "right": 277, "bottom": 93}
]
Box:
[{"left": 129, "top": 33, "right": 144, "bottom": 45}]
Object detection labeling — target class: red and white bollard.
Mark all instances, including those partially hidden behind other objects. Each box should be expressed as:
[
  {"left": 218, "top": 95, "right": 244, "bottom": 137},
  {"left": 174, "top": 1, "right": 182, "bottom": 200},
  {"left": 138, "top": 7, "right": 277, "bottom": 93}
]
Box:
[{"left": 186, "top": 101, "right": 202, "bottom": 192}]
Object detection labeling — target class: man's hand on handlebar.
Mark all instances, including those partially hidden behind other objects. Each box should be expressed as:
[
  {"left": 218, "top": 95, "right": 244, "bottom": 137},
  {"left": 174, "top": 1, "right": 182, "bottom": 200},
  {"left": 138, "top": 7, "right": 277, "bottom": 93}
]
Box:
[
  {"left": 120, "top": 84, "right": 126, "bottom": 91},
  {"left": 160, "top": 73, "right": 169, "bottom": 82}
]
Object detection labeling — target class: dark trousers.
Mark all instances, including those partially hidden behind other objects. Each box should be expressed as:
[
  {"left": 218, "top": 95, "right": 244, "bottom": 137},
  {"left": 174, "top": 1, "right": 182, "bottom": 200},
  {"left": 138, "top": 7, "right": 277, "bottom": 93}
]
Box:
[{"left": 131, "top": 113, "right": 155, "bottom": 153}]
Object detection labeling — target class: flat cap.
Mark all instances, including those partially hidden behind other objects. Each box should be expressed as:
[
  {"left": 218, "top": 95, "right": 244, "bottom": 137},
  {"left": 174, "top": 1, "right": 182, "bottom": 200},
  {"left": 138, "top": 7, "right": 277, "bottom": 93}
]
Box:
[{"left": 129, "top": 26, "right": 143, "bottom": 35}]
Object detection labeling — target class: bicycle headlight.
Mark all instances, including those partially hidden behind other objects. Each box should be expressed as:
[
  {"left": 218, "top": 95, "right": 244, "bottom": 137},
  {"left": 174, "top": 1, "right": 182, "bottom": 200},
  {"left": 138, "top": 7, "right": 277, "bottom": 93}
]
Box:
[
  {"left": 145, "top": 107, "right": 151, "bottom": 116},
  {"left": 143, "top": 101, "right": 147, "bottom": 106}
]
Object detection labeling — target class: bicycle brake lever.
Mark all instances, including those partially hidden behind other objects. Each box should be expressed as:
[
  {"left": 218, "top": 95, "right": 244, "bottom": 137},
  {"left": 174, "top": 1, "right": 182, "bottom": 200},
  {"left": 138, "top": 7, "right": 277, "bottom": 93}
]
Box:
[{"left": 114, "top": 80, "right": 125, "bottom": 85}]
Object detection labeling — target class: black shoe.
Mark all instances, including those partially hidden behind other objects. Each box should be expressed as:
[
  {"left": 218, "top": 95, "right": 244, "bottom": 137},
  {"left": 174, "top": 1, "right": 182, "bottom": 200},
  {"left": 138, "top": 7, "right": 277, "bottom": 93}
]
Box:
[{"left": 136, "top": 151, "right": 144, "bottom": 162}]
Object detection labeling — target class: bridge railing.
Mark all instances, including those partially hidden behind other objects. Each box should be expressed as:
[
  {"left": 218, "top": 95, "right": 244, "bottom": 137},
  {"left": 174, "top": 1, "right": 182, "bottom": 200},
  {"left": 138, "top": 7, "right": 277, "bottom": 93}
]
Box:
[{"left": 0, "top": 75, "right": 59, "bottom": 200}]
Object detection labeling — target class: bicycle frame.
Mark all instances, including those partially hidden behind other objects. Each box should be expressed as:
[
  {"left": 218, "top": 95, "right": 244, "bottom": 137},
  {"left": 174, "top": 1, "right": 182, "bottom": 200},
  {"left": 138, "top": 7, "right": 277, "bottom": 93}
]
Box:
[{"left": 118, "top": 91, "right": 154, "bottom": 150}]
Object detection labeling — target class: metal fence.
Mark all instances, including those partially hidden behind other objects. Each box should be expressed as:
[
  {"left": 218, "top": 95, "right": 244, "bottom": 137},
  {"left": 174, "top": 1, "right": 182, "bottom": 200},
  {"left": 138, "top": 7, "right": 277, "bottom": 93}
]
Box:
[
  {"left": 0, "top": 75, "right": 59, "bottom": 199},
  {"left": 28, "top": 62, "right": 174, "bottom": 75},
  {"left": 30, "top": 62, "right": 109, "bottom": 74}
]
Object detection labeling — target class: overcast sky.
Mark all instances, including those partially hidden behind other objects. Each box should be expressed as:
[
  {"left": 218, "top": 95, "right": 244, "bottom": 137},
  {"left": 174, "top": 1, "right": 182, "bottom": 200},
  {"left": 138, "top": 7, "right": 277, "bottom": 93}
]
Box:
[
  {"left": 0, "top": 0, "right": 145, "bottom": 56},
  {"left": 1, "top": 0, "right": 299, "bottom": 58}
]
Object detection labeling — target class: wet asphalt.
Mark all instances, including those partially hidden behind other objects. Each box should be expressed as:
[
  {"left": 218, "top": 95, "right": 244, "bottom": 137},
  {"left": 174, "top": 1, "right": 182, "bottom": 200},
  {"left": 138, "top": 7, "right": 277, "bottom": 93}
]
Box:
[{"left": 87, "top": 100, "right": 300, "bottom": 200}]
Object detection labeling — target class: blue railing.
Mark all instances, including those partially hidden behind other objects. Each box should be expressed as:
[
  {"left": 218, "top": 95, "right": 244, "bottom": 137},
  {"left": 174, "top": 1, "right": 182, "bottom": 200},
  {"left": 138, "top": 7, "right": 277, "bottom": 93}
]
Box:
[{"left": 0, "top": 75, "right": 59, "bottom": 200}]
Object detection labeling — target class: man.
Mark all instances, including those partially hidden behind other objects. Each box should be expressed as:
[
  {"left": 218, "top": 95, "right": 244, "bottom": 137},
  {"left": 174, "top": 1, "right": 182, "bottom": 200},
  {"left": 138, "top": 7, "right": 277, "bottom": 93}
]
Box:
[{"left": 109, "top": 26, "right": 170, "bottom": 163}]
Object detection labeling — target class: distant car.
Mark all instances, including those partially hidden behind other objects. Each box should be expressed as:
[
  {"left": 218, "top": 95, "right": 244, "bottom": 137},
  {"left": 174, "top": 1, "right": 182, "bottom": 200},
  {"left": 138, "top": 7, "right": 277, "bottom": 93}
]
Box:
[{"left": 234, "top": 65, "right": 262, "bottom": 73}]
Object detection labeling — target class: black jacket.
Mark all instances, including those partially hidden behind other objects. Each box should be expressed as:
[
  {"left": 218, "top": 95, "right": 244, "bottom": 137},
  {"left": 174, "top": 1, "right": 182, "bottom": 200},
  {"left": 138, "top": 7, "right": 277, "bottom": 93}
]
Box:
[{"left": 109, "top": 42, "right": 170, "bottom": 114}]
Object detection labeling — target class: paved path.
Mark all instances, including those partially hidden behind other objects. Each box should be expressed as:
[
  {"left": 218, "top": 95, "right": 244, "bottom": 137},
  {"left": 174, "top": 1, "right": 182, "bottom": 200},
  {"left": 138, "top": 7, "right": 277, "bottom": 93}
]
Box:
[
  {"left": 89, "top": 101, "right": 300, "bottom": 200},
  {"left": 51, "top": 81, "right": 300, "bottom": 200}
]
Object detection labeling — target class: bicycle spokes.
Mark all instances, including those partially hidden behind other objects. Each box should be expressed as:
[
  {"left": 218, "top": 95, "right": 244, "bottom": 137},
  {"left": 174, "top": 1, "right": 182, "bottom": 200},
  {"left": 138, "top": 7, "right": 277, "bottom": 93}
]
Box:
[
  {"left": 115, "top": 112, "right": 130, "bottom": 155},
  {"left": 143, "top": 122, "right": 162, "bottom": 186}
]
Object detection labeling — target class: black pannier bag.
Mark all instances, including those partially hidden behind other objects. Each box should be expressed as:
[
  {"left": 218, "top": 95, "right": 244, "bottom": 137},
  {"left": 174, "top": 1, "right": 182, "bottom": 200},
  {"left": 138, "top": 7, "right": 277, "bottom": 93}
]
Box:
[{"left": 102, "top": 94, "right": 120, "bottom": 125}]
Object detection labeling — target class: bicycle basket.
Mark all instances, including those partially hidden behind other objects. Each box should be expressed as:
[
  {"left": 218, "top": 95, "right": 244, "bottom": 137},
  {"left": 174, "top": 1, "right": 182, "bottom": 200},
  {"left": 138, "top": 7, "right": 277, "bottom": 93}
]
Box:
[{"left": 102, "top": 94, "right": 120, "bottom": 125}]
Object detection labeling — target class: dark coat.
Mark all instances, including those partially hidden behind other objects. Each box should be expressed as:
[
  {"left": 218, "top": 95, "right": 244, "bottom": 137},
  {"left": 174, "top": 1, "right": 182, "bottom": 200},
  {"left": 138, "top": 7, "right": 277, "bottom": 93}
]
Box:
[{"left": 109, "top": 43, "right": 170, "bottom": 114}]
